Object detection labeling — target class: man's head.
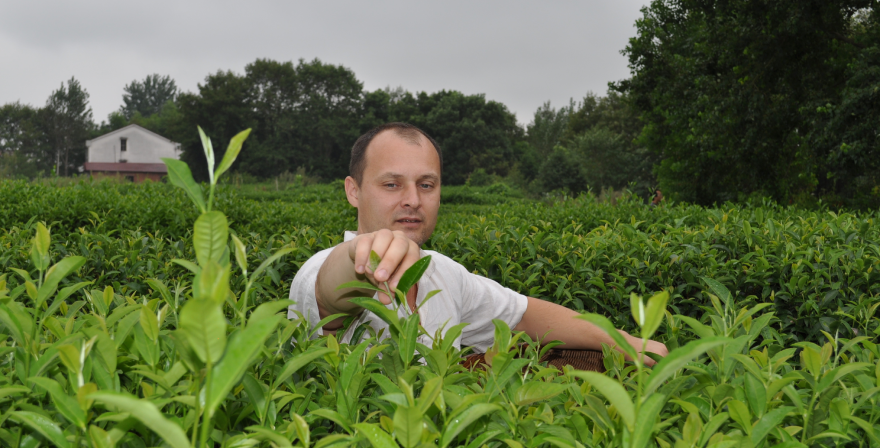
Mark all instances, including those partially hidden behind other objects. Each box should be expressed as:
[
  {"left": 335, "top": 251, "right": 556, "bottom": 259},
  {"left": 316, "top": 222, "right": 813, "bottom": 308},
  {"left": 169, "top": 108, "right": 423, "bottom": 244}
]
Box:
[{"left": 345, "top": 123, "right": 443, "bottom": 246}]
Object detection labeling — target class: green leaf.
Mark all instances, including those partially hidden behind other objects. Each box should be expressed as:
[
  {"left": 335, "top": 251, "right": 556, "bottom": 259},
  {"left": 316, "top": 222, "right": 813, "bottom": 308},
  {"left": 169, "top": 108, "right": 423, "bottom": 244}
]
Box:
[
  {"left": 273, "top": 347, "right": 335, "bottom": 389},
  {"left": 231, "top": 234, "right": 248, "bottom": 276},
  {"left": 751, "top": 406, "right": 794, "bottom": 445},
  {"left": 727, "top": 399, "right": 751, "bottom": 435},
  {"left": 193, "top": 211, "right": 228, "bottom": 267},
  {"left": 28, "top": 377, "right": 87, "bottom": 429},
  {"left": 676, "top": 315, "right": 716, "bottom": 338},
  {"left": 354, "top": 423, "right": 398, "bottom": 448},
  {"left": 701, "top": 277, "right": 732, "bottom": 307},
  {"left": 440, "top": 403, "right": 501, "bottom": 448},
  {"left": 573, "top": 313, "right": 638, "bottom": 361},
  {"left": 36, "top": 256, "right": 86, "bottom": 307},
  {"left": 30, "top": 223, "right": 50, "bottom": 272},
  {"left": 514, "top": 381, "right": 568, "bottom": 406},
  {"left": 630, "top": 293, "right": 644, "bottom": 326},
  {"left": 349, "top": 297, "right": 401, "bottom": 330},
  {"left": 139, "top": 305, "right": 159, "bottom": 342},
  {"left": 198, "top": 126, "right": 216, "bottom": 185},
  {"left": 567, "top": 371, "right": 635, "bottom": 431},
  {"left": 179, "top": 298, "right": 226, "bottom": 364},
  {"left": 248, "top": 299, "right": 294, "bottom": 328},
  {"left": 817, "top": 362, "right": 871, "bottom": 391},
  {"left": 162, "top": 158, "right": 206, "bottom": 213},
  {"left": 643, "top": 336, "right": 729, "bottom": 396},
  {"left": 88, "top": 425, "right": 113, "bottom": 448},
  {"left": 334, "top": 280, "right": 387, "bottom": 294},
  {"left": 399, "top": 313, "right": 420, "bottom": 365},
  {"left": 744, "top": 373, "right": 767, "bottom": 418},
  {"left": 396, "top": 255, "right": 431, "bottom": 296},
  {"left": 11, "top": 411, "right": 70, "bottom": 448},
  {"left": 193, "top": 261, "right": 230, "bottom": 304},
  {"left": 171, "top": 258, "right": 201, "bottom": 274},
  {"left": 214, "top": 128, "right": 251, "bottom": 182},
  {"left": 641, "top": 290, "right": 669, "bottom": 341},
  {"left": 245, "top": 426, "right": 293, "bottom": 448},
  {"left": 393, "top": 405, "right": 422, "bottom": 448},
  {"left": 369, "top": 250, "right": 382, "bottom": 271},
  {"left": 89, "top": 391, "right": 190, "bottom": 448},
  {"left": 630, "top": 393, "right": 668, "bottom": 448},
  {"left": 250, "top": 247, "right": 295, "bottom": 285}
]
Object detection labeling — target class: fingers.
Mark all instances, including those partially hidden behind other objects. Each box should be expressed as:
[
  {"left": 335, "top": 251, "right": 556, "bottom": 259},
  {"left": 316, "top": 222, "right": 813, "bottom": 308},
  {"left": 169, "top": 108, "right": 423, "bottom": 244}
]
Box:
[{"left": 347, "top": 229, "right": 422, "bottom": 298}]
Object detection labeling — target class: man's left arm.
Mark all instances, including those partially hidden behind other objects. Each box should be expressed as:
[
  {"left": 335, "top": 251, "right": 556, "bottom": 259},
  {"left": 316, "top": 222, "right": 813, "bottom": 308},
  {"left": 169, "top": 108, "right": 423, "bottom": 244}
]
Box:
[{"left": 513, "top": 296, "right": 669, "bottom": 366}]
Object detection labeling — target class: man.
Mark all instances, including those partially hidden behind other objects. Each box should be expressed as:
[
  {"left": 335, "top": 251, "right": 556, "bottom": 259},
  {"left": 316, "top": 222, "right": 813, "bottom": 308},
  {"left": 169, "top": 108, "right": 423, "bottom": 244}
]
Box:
[{"left": 288, "top": 122, "right": 668, "bottom": 364}]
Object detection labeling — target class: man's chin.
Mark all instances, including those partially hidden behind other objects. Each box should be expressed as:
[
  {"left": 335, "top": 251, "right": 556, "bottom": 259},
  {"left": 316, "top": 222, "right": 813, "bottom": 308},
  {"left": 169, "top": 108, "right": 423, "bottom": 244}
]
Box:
[{"left": 391, "top": 224, "right": 429, "bottom": 246}]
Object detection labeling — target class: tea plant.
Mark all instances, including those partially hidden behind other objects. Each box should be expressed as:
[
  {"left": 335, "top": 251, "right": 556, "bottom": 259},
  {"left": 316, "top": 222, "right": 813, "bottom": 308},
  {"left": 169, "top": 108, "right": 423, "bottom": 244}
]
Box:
[{"left": 1, "top": 127, "right": 878, "bottom": 447}]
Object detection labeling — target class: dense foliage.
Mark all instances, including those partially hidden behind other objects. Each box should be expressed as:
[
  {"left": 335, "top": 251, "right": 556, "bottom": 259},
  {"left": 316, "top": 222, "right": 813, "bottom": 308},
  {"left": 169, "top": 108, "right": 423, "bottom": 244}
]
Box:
[
  {"left": 618, "top": 0, "right": 880, "bottom": 206},
  {"left": 1, "top": 141, "right": 879, "bottom": 446}
]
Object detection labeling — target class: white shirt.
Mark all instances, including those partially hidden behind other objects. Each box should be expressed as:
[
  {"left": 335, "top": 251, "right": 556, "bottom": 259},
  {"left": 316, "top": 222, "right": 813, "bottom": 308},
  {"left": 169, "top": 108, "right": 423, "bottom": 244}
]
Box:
[{"left": 287, "top": 231, "right": 529, "bottom": 353}]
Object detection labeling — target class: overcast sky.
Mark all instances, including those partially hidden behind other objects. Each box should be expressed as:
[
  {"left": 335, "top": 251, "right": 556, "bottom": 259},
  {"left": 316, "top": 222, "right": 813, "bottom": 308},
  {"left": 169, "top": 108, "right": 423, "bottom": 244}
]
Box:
[{"left": 0, "top": 1, "right": 647, "bottom": 126}]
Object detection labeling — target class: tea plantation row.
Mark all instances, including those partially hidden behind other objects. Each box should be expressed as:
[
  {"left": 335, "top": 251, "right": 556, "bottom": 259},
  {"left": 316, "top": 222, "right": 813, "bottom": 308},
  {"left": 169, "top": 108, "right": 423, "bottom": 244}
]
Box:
[
  {"left": 2, "top": 180, "right": 878, "bottom": 344},
  {"left": 1, "top": 179, "right": 879, "bottom": 447}
]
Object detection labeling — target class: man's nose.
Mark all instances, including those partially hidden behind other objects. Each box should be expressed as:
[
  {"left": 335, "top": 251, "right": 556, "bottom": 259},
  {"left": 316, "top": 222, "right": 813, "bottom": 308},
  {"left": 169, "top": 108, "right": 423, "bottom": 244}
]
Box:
[{"left": 401, "top": 183, "right": 421, "bottom": 208}]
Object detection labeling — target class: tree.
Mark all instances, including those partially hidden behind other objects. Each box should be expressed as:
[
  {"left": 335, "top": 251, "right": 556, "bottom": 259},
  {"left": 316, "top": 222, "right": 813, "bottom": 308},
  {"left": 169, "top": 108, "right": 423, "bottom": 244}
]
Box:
[
  {"left": 0, "top": 102, "right": 45, "bottom": 178},
  {"left": 45, "top": 77, "right": 93, "bottom": 176},
  {"left": 617, "top": 0, "right": 874, "bottom": 204},
  {"left": 527, "top": 101, "right": 573, "bottom": 157},
  {"left": 121, "top": 74, "right": 178, "bottom": 120}
]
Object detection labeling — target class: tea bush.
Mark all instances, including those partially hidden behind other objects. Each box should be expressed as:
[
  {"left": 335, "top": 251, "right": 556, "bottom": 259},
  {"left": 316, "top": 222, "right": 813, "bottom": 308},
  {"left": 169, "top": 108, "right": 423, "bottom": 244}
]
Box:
[{"left": 0, "top": 130, "right": 878, "bottom": 447}]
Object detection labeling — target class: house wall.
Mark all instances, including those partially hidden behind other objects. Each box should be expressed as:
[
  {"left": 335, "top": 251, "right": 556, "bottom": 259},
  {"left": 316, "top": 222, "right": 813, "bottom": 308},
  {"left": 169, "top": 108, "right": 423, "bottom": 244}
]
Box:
[{"left": 87, "top": 126, "right": 180, "bottom": 163}]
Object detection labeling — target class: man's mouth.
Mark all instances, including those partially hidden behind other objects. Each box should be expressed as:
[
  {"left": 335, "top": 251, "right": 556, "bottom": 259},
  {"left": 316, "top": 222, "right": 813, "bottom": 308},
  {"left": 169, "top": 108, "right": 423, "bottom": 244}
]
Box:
[{"left": 397, "top": 218, "right": 422, "bottom": 223}]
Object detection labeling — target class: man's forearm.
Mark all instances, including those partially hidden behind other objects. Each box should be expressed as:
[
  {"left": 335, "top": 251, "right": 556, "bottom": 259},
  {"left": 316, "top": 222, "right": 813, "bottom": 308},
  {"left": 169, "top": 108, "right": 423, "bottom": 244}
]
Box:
[{"left": 513, "top": 297, "right": 638, "bottom": 351}]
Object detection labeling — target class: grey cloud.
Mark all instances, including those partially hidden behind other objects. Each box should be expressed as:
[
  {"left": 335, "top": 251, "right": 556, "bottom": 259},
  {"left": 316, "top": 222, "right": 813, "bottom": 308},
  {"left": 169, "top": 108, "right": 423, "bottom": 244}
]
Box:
[{"left": 0, "top": 1, "right": 646, "bottom": 125}]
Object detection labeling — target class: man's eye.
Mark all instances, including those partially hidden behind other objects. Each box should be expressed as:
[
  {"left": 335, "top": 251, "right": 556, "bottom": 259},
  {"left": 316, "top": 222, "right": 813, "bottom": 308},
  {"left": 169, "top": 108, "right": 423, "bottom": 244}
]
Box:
[
  {"left": 420, "top": 184, "right": 433, "bottom": 189},
  {"left": 385, "top": 183, "right": 398, "bottom": 188}
]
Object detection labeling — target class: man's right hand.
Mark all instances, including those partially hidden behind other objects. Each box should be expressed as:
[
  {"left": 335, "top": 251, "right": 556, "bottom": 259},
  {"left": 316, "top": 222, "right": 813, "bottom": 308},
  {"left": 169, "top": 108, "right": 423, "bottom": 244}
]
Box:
[
  {"left": 347, "top": 229, "right": 422, "bottom": 305},
  {"left": 315, "top": 229, "right": 422, "bottom": 325}
]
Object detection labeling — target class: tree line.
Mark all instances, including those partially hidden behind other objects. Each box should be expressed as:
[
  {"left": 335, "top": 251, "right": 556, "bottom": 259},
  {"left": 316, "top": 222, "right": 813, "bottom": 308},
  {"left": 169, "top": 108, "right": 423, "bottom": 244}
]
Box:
[{"left": 3, "top": 1, "right": 879, "bottom": 207}]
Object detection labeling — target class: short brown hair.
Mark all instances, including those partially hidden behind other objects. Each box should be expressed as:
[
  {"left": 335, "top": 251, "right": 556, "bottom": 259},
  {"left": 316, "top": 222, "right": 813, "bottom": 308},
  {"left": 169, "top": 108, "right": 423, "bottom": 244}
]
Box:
[{"left": 349, "top": 122, "right": 442, "bottom": 185}]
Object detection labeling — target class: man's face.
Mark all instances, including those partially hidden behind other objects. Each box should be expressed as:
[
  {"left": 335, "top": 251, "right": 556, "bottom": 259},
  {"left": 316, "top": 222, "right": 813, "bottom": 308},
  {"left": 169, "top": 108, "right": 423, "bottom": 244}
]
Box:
[{"left": 344, "top": 130, "right": 441, "bottom": 246}]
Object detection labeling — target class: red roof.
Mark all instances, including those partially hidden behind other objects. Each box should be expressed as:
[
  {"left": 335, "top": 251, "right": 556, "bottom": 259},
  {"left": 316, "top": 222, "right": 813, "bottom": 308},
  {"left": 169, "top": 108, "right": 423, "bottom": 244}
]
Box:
[{"left": 84, "top": 162, "right": 168, "bottom": 173}]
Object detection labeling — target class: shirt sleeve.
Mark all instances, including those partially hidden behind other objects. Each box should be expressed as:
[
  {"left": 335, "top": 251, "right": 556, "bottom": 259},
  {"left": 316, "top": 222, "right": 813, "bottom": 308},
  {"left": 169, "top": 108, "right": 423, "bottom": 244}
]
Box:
[
  {"left": 457, "top": 264, "right": 529, "bottom": 352},
  {"left": 287, "top": 248, "right": 334, "bottom": 339}
]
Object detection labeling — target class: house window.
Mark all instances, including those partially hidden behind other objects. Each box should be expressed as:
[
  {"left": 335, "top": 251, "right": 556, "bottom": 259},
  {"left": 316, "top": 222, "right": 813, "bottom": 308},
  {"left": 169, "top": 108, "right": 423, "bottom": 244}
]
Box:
[
  {"left": 125, "top": 175, "right": 134, "bottom": 182},
  {"left": 120, "top": 138, "right": 127, "bottom": 152}
]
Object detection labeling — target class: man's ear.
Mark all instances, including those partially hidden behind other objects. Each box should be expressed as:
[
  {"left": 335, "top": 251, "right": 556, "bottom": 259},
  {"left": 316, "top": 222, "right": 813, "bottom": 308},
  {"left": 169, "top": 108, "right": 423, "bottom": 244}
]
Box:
[{"left": 344, "top": 176, "right": 359, "bottom": 208}]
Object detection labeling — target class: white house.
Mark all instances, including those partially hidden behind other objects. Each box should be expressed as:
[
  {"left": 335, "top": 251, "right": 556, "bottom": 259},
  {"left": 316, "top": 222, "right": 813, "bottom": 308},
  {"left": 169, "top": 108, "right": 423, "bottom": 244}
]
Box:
[{"left": 84, "top": 124, "right": 181, "bottom": 182}]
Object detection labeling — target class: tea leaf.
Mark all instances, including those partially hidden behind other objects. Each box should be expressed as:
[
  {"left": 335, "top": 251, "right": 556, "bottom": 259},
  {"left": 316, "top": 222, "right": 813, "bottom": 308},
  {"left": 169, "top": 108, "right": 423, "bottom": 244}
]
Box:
[
  {"left": 28, "top": 377, "right": 87, "bottom": 429},
  {"left": 11, "top": 411, "right": 71, "bottom": 448},
  {"left": 179, "top": 298, "right": 226, "bottom": 364},
  {"left": 193, "top": 211, "right": 229, "bottom": 267},
  {"left": 162, "top": 158, "right": 206, "bottom": 213},
  {"left": 514, "top": 381, "right": 568, "bottom": 406},
  {"left": 397, "top": 255, "right": 431, "bottom": 296},
  {"left": 214, "top": 128, "right": 252, "bottom": 182},
  {"left": 89, "top": 391, "right": 190, "bottom": 448},
  {"left": 231, "top": 234, "right": 248, "bottom": 276},
  {"left": 248, "top": 299, "right": 294, "bottom": 328},
  {"left": 568, "top": 371, "right": 635, "bottom": 431},
  {"left": 392, "top": 405, "right": 422, "bottom": 448},
  {"left": 644, "top": 336, "right": 729, "bottom": 396},
  {"left": 573, "top": 313, "right": 638, "bottom": 361},
  {"left": 369, "top": 250, "right": 382, "bottom": 271},
  {"left": 750, "top": 406, "right": 795, "bottom": 445},
  {"left": 207, "top": 314, "right": 281, "bottom": 418},
  {"left": 640, "top": 290, "right": 669, "bottom": 340},
  {"left": 273, "top": 347, "right": 335, "bottom": 389},
  {"left": 440, "top": 403, "right": 502, "bottom": 448},
  {"left": 37, "top": 256, "right": 86, "bottom": 307},
  {"left": 198, "top": 126, "right": 216, "bottom": 186},
  {"left": 354, "top": 423, "right": 398, "bottom": 448}
]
